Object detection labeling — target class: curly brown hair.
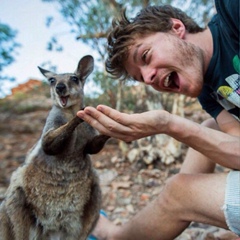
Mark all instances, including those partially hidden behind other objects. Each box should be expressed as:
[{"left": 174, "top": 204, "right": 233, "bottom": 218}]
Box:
[{"left": 106, "top": 5, "right": 204, "bottom": 80}]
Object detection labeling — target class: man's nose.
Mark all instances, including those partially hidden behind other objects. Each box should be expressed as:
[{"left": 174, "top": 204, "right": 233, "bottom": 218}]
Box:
[{"left": 141, "top": 67, "right": 156, "bottom": 85}]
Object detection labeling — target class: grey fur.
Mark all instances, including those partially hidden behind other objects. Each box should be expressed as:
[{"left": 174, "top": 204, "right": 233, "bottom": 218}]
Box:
[{"left": 0, "top": 55, "right": 109, "bottom": 240}]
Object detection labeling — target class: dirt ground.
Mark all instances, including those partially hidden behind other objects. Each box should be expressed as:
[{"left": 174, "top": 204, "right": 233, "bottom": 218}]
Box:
[{"left": 0, "top": 107, "right": 238, "bottom": 240}]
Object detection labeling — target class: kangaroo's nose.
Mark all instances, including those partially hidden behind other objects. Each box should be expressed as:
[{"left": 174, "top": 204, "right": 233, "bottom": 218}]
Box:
[{"left": 56, "top": 83, "right": 66, "bottom": 95}]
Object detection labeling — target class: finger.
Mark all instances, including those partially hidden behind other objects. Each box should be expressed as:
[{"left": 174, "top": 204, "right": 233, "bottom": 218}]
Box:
[
  {"left": 85, "top": 106, "right": 131, "bottom": 133},
  {"left": 94, "top": 105, "right": 147, "bottom": 138},
  {"left": 77, "top": 107, "right": 106, "bottom": 129},
  {"left": 97, "top": 105, "right": 146, "bottom": 136},
  {"left": 84, "top": 106, "right": 133, "bottom": 133},
  {"left": 96, "top": 105, "right": 131, "bottom": 126},
  {"left": 77, "top": 107, "right": 133, "bottom": 140}
]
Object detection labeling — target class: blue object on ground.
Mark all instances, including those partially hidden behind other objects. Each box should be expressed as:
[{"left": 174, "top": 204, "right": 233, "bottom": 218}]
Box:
[{"left": 87, "top": 210, "right": 107, "bottom": 240}]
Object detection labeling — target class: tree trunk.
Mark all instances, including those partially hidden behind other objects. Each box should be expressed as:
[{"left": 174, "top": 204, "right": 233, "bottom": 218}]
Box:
[{"left": 116, "top": 80, "right": 123, "bottom": 111}]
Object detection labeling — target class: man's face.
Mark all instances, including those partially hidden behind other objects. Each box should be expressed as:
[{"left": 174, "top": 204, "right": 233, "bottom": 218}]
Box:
[{"left": 124, "top": 32, "right": 205, "bottom": 98}]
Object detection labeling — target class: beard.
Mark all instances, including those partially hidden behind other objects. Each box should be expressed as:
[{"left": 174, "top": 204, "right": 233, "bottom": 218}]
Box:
[{"left": 169, "top": 35, "right": 205, "bottom": 97}]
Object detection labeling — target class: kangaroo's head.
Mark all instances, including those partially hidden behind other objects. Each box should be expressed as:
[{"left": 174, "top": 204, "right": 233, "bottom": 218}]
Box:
[{"left": 38, "top": 55, "right": 94, "bottom": 109}]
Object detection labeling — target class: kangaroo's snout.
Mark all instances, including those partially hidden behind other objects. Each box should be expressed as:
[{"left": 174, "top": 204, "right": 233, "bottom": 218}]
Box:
[{"left": 56, "top": 83, "right": 67, "bottom": 96}]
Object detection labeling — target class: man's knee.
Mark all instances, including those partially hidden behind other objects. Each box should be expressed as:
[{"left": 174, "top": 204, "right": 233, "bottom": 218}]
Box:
[{"left": 157, "top": 174, "right": 189, "bottom": 214}]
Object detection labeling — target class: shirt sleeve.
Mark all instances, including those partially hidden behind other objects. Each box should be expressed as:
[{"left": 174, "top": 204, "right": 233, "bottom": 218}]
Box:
[
  {"left": 198, "top": 85, "right": 224, "bottom": 119},
  {"left": 215, "top": 0, "right": 240, "bottom": 39}
]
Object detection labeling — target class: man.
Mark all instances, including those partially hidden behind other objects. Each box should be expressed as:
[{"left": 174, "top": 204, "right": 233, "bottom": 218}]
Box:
[{"left": 77, "top": 0, "right": 240, "bottom": 239}]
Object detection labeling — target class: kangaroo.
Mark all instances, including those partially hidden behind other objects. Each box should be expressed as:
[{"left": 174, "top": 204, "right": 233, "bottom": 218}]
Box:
[{"left": 0, "top": 55, "right": 110, "bottom": 240}]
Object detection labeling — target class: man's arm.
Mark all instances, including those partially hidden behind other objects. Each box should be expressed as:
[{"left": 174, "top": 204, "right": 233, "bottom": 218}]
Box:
[
  {"left": 167, "top": 109, "right": 240, "bottom": 170},
  {"left": 216, "top": 109, "right": 240, "bottom": 136},
  {"left": 77, "top": 106, "right": 240, "bottom": 170}
]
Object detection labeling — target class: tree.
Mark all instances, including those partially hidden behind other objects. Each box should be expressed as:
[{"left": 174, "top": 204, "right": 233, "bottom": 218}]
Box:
[
  {"left": 43, "top": 0, "right": 214, "bottom": 165},
  {"left": 0, "top": 22, "right": 20, "bottom": 82},
  {"left": 42, "top": 0, "right": 214, "bottom": 107}
]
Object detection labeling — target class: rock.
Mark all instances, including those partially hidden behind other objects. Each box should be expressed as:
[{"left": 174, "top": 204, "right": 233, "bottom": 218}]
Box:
[
  {"left": 126, "top": 204, "right": 134, "bottom": 213},
  {"left": 97, "top": 169, "right": 118, "bottom": 186},
  {"left": 111, "top": 181, "right": 132, "bottom": 190},
  {"left": 127, "top": 148, "right": 139, "bottom": 163},
  {"left": 140, "top": 193, "right": 150, "bottom": 201}
]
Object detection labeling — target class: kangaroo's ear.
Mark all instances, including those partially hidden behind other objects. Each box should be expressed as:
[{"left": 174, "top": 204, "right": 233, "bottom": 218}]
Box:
[
  {"left": 38, "top": 66, "right": 56, "bottom": 78},
  {"left": 75, "top": 55, "right": 94, "bottom": 82}
]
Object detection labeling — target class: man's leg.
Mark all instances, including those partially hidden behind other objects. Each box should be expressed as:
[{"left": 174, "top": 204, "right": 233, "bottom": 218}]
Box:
[
  {"left": 92, "top": 118, "right": 228, "bottom": 240},
  {"left": 181, "top": 147, "right": 216, "bottom": 173},
  {"left": 93, "top": 173, "right": 228, "bottom": 240}
]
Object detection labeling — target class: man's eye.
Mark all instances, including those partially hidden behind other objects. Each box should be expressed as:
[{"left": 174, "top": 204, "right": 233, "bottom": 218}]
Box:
[{"left": 142, "top": 50, "right": 149, "bottom": 63}]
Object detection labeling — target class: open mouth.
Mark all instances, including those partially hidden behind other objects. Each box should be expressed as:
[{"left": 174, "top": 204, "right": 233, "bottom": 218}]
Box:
[
  {"left": 163, "top": 72, "right": 179, "bottom": 90},
  {"left": 60, "top": 96, "right": 69, "bottom": 107}
]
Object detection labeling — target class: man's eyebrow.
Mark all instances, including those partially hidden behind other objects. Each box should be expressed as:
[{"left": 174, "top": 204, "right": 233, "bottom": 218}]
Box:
[{"left": 133, "top": 43, "right": 142, "bottom": 64}]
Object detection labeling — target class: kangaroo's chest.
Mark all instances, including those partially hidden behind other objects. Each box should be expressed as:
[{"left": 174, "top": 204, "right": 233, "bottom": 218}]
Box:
[{"left": 24, "top": 162, "right": 93, "bottom": 229}]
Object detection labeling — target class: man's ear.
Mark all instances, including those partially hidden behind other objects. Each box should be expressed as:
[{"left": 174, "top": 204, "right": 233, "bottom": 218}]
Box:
[{"left": 171, "top": 18, "right": 186, "bottom": 39}]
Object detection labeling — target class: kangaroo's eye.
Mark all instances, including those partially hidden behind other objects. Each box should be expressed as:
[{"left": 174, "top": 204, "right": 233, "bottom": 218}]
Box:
[
  {"left": 71, "top": 76, "right": 79, "bottom": 83},
  {"left": 48, "top": 77, "right": 56, "bottom": 84}
]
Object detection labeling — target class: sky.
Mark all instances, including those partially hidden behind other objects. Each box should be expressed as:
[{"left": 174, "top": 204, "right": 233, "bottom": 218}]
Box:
[{"left": 0, "top": 0, "right": 96, "bottom": 98}]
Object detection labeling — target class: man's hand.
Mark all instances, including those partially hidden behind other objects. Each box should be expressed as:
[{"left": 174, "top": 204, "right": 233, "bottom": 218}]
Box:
[{"left": 77, "top": 105, "right": 170, "bottom": 142}]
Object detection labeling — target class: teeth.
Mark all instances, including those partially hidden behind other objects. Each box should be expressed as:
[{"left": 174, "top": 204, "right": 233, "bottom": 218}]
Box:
[
  {"left": 164, "top": 73, "right": 172, "bottom": 87},
  {"left": 60, "top": 96, "right": 68, "bottom": 107}
]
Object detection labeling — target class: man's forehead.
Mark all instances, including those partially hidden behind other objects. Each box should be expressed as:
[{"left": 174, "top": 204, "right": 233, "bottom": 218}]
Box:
[{"left": 123, "top": 33, "right": 155, "bottom": 64}]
